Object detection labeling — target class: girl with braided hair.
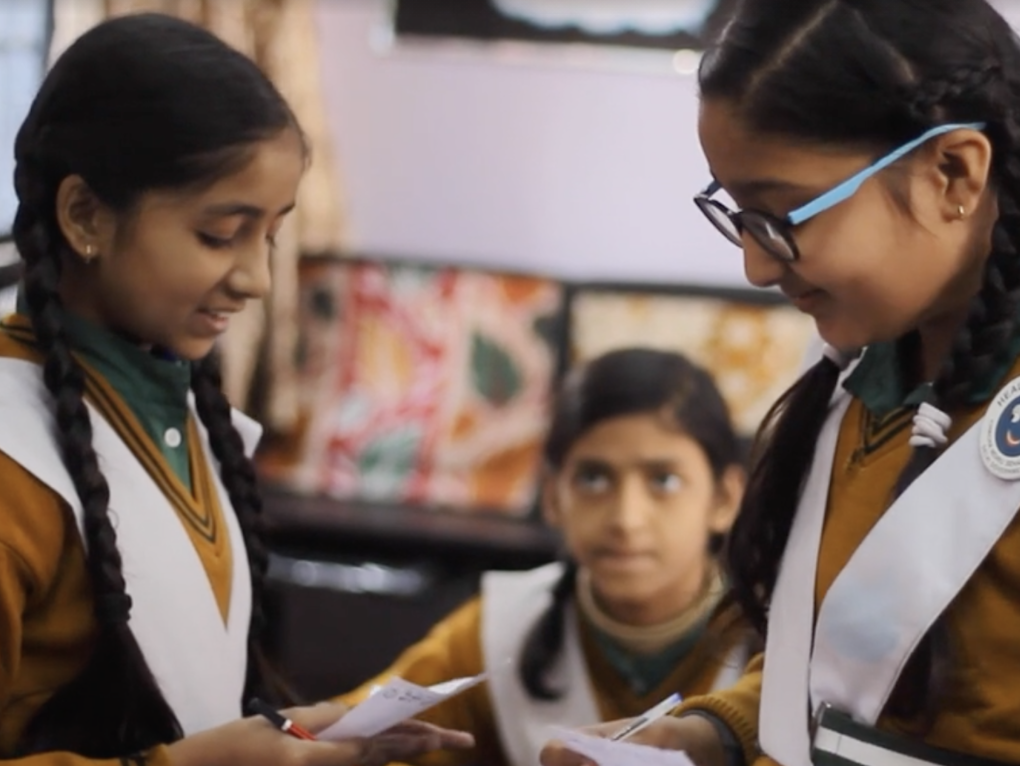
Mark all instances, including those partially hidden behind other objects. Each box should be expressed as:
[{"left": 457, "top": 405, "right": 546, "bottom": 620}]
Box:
[
  {"left": 542, "top": 2, "right": 1020, "bottom": 766},
  {"left": 0, "top": 12, "right": 472, "bottom": 766},
  {"left": 340, "top": 348, "right": 750, "bottom": 766}
]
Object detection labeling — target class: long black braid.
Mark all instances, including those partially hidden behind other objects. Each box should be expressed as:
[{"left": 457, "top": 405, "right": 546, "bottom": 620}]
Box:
[
  {"left": 884, "top": 70, "right": 1020, "bottom": 720},
  {"left": 191, "top": 355, "right": 291, "bottom": 704},
  {"left": 519, "top": 561, "right": 579, "bottom": 700},
  {"left": 13, "top": 169, "right": 181, "bottom": 757},
  {"left": 7, "top": 11, "right": 302, "bottom": 756}
]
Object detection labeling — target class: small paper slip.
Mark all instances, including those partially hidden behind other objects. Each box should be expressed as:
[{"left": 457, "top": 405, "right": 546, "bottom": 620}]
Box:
[
  {"left": 318, "top": 673, "right": 486, "bottom": 740},
  {"left": 549, "top": 727, "right": 697, "bottom": 766}
]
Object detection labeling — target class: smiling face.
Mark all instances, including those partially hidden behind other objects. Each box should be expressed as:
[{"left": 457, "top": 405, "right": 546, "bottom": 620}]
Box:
[
  {"left": 544, "top": 412, "right": 742, "bottom": 626},
  {"left": 56, "top": 128, "right": 306, "bottom": 360},
  {"left": 697, "top": 99, "right": 997, "bottom": 351}
]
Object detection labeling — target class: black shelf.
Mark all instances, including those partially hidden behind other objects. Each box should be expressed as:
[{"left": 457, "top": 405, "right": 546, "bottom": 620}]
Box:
[{"left": 262, "top": 486, "right": 561, "bottom": 570}]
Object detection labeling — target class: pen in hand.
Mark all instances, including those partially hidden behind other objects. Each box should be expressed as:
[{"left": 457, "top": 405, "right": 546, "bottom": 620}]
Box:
[
  {"left": 248, "top": 697, "right": 318, "bottom": 741},
  {"left": 607, "top": 692, "right": 683, "bottom": 742}
]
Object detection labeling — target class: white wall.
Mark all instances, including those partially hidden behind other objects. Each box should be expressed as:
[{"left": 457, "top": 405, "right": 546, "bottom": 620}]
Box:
[
  {"left": 316, "top": 0, "right": 1020, "bottom": 286},
  {"left": 316, "top": 0, "right": 744, "bottom": 285}
]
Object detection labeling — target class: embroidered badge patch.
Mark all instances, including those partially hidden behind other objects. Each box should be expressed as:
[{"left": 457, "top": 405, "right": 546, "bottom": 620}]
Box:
[{"left": 982, "top": 376, "right": 1020, "bottom": 480}]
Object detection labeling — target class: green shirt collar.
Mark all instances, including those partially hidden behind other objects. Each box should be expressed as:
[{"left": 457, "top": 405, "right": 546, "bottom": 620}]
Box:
[
  {"left": 844, "top": 320, "right": 1020, "bottom": 418},
  {"left": 15, "top": 289, "right": 193, "bottom": 486},
  {"left": 589, "top": 614, "right": 710, "bottom": 697},
  {"left": 16, "top": 287, "right": 192, "bottom": 411},
  {"left": 61, "top": 312, "right": 193, "bottom": 415}
]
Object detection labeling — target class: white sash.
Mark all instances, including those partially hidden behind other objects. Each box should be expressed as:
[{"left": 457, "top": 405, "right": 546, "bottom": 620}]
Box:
[
  {"left": 482, "top": 563, "right": 747, "bottom": 766},
  {"left": 0, "top": 357, "right": 256, "bottom": 736},
  {"left": 483, "top": 564, "right": 600, "bottom": 766},
  {"left": 760, "top": 384, "right": 1020, "bottom": 766}
]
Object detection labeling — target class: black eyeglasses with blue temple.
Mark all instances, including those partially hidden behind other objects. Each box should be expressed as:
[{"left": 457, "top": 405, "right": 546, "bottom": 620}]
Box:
[{"left": 693, "top": 122, "right": 987, "bottom": 263}]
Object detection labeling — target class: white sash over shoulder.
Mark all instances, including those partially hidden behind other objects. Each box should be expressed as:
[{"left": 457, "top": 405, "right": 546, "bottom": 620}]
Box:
[
  {"left": 760, "top": 379, "right": 1020, "bottom": 766},
  {"left": 0, "top": 357, "right": 257, "bottom": 736},
  {"left": 483, "top": 563, "right": 747, "bottom": 766}
]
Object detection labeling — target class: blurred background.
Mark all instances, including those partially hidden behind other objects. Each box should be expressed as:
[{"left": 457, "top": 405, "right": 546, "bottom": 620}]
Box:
[{"left": 6, "top": 0, "right": 1010, "bottom": 701}]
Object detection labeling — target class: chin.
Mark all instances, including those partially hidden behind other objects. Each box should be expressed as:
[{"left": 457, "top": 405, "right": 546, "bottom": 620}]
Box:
[
  {"left": 169, "top": 337, "right": 218, "bottom": 362},
  {"left": 814, "top": 317, "right": 874, "bottom": 354}
]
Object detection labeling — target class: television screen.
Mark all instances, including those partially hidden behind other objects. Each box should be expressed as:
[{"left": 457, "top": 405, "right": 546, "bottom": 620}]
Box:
[{"left": 260, "top": 257, "right": 566, "bottom": 517}]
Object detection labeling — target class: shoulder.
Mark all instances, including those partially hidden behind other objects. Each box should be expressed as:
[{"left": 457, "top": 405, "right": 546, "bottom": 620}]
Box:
[
  {"left": 706, "top": 602, "right": 762, "bottom": 656},
  {"left": 482, "top": 562, "right": 565, "bottom": 595},
  {"left": 0, "top": 447, "right": 77, "bottom": 596}
]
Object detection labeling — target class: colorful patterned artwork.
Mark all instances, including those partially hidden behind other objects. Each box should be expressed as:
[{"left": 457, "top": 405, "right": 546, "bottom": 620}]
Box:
[
  {"left": 259, "top": 259, "right": 565, "bottom": 516},
  {"left": 569, "top": 289, "right": 818, "bottom": 438}
]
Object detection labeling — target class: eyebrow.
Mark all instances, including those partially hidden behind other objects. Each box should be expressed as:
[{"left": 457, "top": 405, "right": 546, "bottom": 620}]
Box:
[
  {"left": 202, "top": 201, "right": 296, "bottom": 219},
  {"left": 573, "top": 457, "right": 681, "bottom": 471}
]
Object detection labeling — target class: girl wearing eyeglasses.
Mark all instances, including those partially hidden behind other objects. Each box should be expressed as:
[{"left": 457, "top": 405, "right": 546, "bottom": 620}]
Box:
[{"left": 541, "top": 2, "right": 1020, "bottom": 766}]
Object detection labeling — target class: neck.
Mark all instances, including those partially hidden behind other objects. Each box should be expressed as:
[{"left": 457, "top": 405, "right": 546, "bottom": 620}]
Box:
[
  {"left": 576, "top": 566, "right": 724, "bottom": 655},
  {"left": 917, "top": 305, "right": 971, "bottom": 382}
]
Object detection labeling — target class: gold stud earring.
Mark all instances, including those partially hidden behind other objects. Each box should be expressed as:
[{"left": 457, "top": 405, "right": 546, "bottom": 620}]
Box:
[
  {"left": 957, "top": 204, "right": 967, "bottom": 220},
  {"left": 83, "top": 244, "right": 96, "bottom": 263}
]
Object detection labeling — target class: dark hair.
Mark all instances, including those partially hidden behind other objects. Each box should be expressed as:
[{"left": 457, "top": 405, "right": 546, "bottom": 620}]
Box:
[
  {"left": 519, "top": 347, "right": 742, "bottom": 699},
  {"left": 12, "top": 13, "right": 300, "bottom": 757},
  {"left": 702, "top": 0, "right": 1020, "bottom": 720}
]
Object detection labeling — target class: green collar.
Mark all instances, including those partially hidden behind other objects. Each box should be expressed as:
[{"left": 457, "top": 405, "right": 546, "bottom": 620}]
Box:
[
  {"left": 15, "top": 289, "right": 193, "bottom": 486},
  {"left": 16, "top": 288, "right": 192, "bottom": 413},
  {"left": 60, "top": 312, "right": 192, "bottom": 416},
  {"left": 589, "top": 614, "right": 710, "bottom": 698},
  {"left": 844, "top": 324, "right": 1020, "bottom": 418}
]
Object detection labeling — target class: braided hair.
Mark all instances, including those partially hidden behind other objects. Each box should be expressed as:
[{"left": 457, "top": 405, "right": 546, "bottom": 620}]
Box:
[
  {"left": 11, "top": 14, "right": 300, "bottom": 757},
  {"left": 519, "top": 348, "right": 741, "bottom": 699},
  {"left": 700, "top": 0, "right": 1020, "bottom": 721}
]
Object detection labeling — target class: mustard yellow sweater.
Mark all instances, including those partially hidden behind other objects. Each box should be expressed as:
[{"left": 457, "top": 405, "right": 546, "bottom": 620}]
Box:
[
  {"left": 340, "top": 595, "right": 749, "bottom": 766},
  {"left": 0, "top": 323, "right": 234, "bottom": 765},
  {"left": 676, "top": 352, "right": 1020, "bottom": 765}
]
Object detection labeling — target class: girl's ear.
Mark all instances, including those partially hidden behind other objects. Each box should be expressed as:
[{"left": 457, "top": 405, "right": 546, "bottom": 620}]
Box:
[
  {"left": 929, "top": 128, "right": 994, "bottom": 223},
  {"left": 709, "top": 464, "right": 746, "bottom": 535},
  {"left": 541, "top": 466, "right": 564, "bottom": 529},
  {"left": 55, "top": 175, "right": 114, "bottom": 260}
]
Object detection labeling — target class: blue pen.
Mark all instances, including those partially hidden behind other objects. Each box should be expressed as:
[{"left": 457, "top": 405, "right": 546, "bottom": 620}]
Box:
[{"left": 608, "top": 692, "right": 683, "bottom": 741}]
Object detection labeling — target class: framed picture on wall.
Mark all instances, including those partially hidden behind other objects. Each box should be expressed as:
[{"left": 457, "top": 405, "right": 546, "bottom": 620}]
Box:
[
  {"left": 392, "top": 0, "right": 740, "bottom": 52},
  {"left": 567, "top": 283, "right": 818, "bottom": 441},
  {"left": 259, "top": 255, "right": 567, "bottom": 518}
]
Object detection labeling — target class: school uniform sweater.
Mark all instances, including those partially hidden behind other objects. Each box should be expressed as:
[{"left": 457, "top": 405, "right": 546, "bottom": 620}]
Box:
[
  {"left": 0, "top": 315, "right": 233, "bottom": 765},
  {"left": 339, "top": 593, "right": 750, "bottom": 766},
  {"left": 675, "top": 344, "right": 1020, "bottom": 766}
]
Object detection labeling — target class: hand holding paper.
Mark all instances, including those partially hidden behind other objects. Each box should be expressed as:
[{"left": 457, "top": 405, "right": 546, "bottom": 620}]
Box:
[
  {"left": 317, "top": 673, "right": 486, "bottom": 741},
  {"left": 548, "top": 727, "right": 697, "bottom": 766}
]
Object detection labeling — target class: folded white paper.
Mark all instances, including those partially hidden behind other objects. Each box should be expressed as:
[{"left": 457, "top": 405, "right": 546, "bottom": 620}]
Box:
[
  {"left": 548, "top": 726, "right": 697, "bottom": 766},
  {"left": 318, "top": 673, "right": 486, "bottom": 740}
]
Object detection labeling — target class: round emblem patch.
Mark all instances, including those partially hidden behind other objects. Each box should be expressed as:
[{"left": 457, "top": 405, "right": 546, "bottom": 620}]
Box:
[{"left": 981, "top": 376, "right": 1020, "bottom": 480}]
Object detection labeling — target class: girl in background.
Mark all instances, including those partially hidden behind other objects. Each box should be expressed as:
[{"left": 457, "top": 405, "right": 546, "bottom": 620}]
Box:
[{"left": 343, "top": 348, "right": 750, "bottom": 766}]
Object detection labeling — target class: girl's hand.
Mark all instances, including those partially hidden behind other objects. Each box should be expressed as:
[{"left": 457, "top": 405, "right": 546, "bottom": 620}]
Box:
[
  {"left": 168, "top": 702, "right": 475, "bottom": 766},
  {"left": 540, "top": 715, "right": 725, "bottom": 766}
]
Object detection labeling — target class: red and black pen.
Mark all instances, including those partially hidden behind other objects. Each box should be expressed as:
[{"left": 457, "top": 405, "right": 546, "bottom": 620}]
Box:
[{"left": 248, "top": 697, "right": 318, "bottom": 741}]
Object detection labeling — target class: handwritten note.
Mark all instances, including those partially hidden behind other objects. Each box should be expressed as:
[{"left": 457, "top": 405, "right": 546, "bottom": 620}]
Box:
[
  {"left": 318, "top": 673, "right": 486, "bottom": 740},
  {"left": 549, "top": 727, "right": 697, "bottom": 766}
]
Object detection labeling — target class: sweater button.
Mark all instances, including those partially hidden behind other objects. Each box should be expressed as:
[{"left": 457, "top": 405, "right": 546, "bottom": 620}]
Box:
[{"left": 164, "top": 428, "right": 182, "bottom": 448}]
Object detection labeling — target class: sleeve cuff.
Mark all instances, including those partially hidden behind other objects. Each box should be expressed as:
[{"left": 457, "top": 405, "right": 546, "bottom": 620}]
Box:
[{"left": 673, "top": 698, "right": 758, "bottom": 766}]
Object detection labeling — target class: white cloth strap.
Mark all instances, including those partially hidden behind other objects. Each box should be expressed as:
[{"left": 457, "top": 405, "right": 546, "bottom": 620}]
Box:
[
  {"left": 0, "top": 357, "right": 257, "bottom": 735},
  {"left": 482, "top": 563, "right": 751, "bottom": 766},
  {"left": 761, "top": 379, "right": 1020, "bottom": 766}
]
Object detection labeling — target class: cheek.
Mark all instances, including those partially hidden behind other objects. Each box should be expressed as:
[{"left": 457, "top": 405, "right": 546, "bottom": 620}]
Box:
[
  {"left": 109, "top": 240, "right": 223, "bottom": 307},
  {"left": 796, "top": 207, "right": 954, "bottom": 343},
  {"left": 658, "top": 497, "right": 714, "bottom": 551}
]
